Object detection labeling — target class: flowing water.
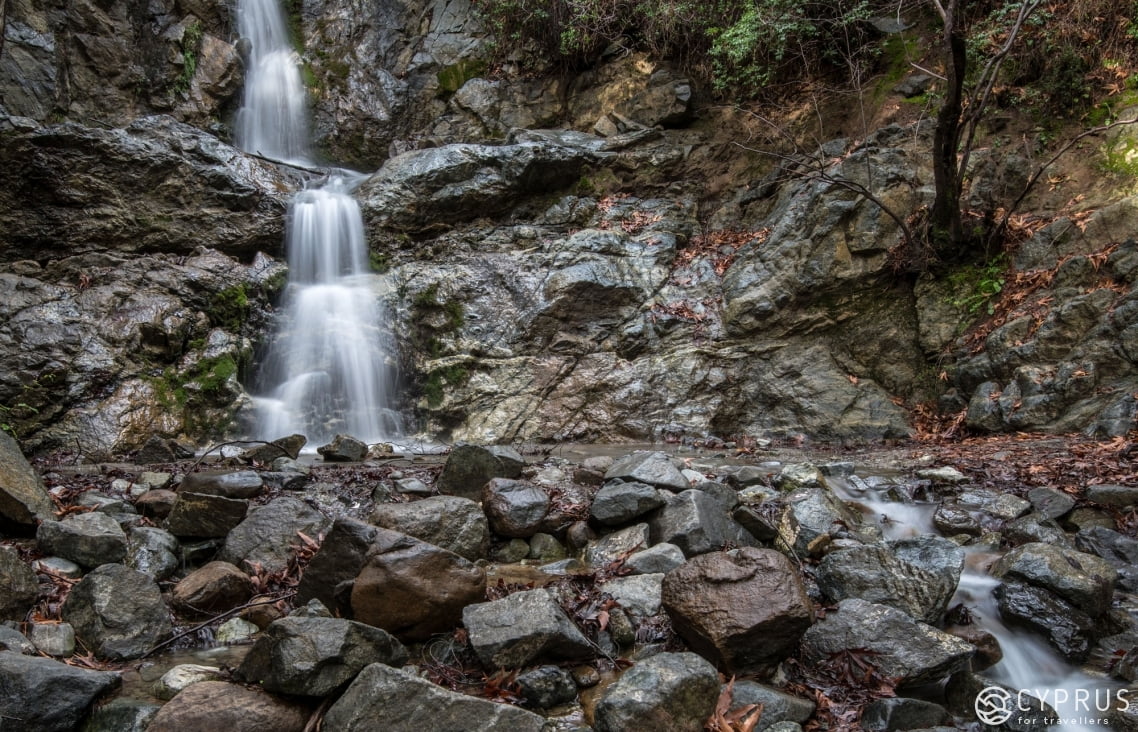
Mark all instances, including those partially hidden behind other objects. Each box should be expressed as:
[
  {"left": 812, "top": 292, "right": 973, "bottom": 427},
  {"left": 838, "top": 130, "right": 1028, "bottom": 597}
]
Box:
[{"left": 236, "top": 0, "right": 403, "bottom": 445}]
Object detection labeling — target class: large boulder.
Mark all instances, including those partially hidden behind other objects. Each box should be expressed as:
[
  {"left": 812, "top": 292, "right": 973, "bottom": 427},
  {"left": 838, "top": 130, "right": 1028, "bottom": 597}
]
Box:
[
  {"left": 236, "top": 616, "right": 407, "bottom": 697},
  {"left": 434, "top": 444, "right": 525, "bottom": 500},
  {"left": 370, "top": 495, "right": 488, "bottom": 561},
  {"left": 62, "top": 563, "right": 171, "bottom": 660},
  {"left": 992, "top": 542, "right": 1116, "bottom": 617},
  {"left": 604, "top": 452, "right": 689, "bottom": 492},
  {"left": 145, "top": 680, "right": 311, "bottom": 732},
  {"left": 125, "top": 526, "right": 179, "bottom": 581},
  {"left": 481, "top": 479, "right": 551, "bottom": 538},
  {"left": 993, "top": 580, "right": 1098, "bottom": 662},
  {"left": 164, "top": 492, "right": 249, "bottom": 538},
  {"left": 593, "top": 652, "right": 720, "bottom": 732},
  {"left": 323, "top": 662, "right": 546, "bottom": 731},
  {"left": 295, "top": 518, "right": 378, "bottom": 613},
  {"left": 0, "top": 651, "right": 121, "bottom": 731},
  {"left": 775, "top": 486, "right": 864, "bottom": 556},
  {"left": 661, "top": 548, "right": 812, "bottom": 673},
  {"left": 649, "top": 489, "right": 757, "bottom": 557},
  {"left": 0, "top": 432, "right": 54, "bottom": 526},
  {"left": 350, "top": 528, "right": 485, "bottom": 641},
  {"left": 218, "top": 496, "right": 331, "bottom": 574},
  {"left": 179, "top": 470, "right": 265, "bottom": 499},
  {"left": 591, "top": 481, "right": 667, "bottom": 526},
  {"left": 462, "top": 589, "right": 593, "bottom": 668},
  {"left": 36, "top": 512, "right": 128, "bottom": 568},
  {"left": 171, "top": 561, "right": 254, "bottom": 615}
]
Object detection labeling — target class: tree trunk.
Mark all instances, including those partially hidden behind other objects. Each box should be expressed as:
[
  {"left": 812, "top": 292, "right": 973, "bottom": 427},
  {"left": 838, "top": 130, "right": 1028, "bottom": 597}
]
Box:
[{"left": 929, "top": 0, "right": 967, "bottom": 259}]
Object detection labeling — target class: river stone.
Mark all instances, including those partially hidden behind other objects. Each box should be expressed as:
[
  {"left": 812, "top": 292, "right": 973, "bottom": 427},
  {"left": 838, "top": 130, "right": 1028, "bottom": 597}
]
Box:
[
  {"left": 125, "top": 526, "right": 179, "bottom": 580},
  {"left": 164, "top": 491, "right": 248, "bottom": 537},
  {"left": 585, "top": 523, "right": 651, "bottom": 567},
  {"left": 0, "top": 432, "right": 54, "bottom": 526},
  {"left": 36, "top": 512, "right": 128, "bottom": 568},
  {"left": 993, "top": 580, "right": 1097, "bottom": 661},
  {"left": 216, "top": 616, "right": 261, "bottom": 643},
  {"left": 516, "top": 665, "right": 577, "bottom": 708},
  {"left": 594, "top": 651, "right": 719, "bottom": 732},
  {"left": 662, "top": 547, "right": 813, "bottom": 673},
  {"left": 481, "top": 478, "right": 551, "bottom": 538},
  {"left": 729, "top": 681, "right": 814, "bottom": 729},
  {"left": 145, "top": 681, "right": 311, "bottom": 732},
  {"left": 135, "top": 489, "right": 177, "bottom": 520},
  {"left": 916, "top": 466, "right": 968, "bottom": 485},
  {"left": 800, "top": 599, "right": 974, "bottom": 687},
  {"left": 1027, "top": 486, "right": 1076, "bottom": 520},
  {"left": 436, "top": 444, "right": 524, "bottom": 500},
  {"left": 774, "top": 463, "right": 826, "bottom": 490},
  {"left": 591, "top": 481, "right": 667, "bottom": 526},
  {"left": 649, "top": 489, "right": 757, "bottom": 557},
  {"left": 463, "top": 588, "right": 593, "bottom": 668},
  {"left": 624, "top": 542, "right": 686, "bottom": 575},
  {"left": 992, "top": 542, "right": 1116, "bottom": 617},
  {"left": 172, "top": 561, "right": 254, "bottom": 615},
  {"left": 370, "top": 495, "right": 488, "bottom": 561},
  {"left": 324, "top": 662, "right": 546, "bottom": 731},
  {"left": 944, "top": 623, "right": 1003, "bottom": 671},
  {"left": 604, "top": 451, "right": 689, "bottom": 491},
  {"left": 776, "top": 486, "right": 863, "bottom": 556},
  {"left": 0, "top": 625, "right": 35, "bottom": 654},
  {"left": 1075, "top": 525, "right": 1138, "bottom": 572},
  {"left": 296, "top": 517, "right": 378, "bottom": 613},
  {"left": 603, "top": 573, "right": 664, "bottom": 619},
  {"left": 179, "top": 470, "right": 265, "bottom": 499},
  {"left": 932, "top": 503, "right": 983, "bottom": 536},
  {"left": 816, "top": 545, "right": 951, "bottom": 624},
  {"left": 151, "top": 664, "right": 223, "bottom": 700},
  {"left": 1087, "top": 483, "right": 1138, "bottom": 507},
  {"left": 218, "top": 496, "right": 331, "bottom": 574},
  {"left": 861, "top": 697, "right": 953, "bottom": 731},
  {"left": 318, "top": 434, "right": 368, "bottom": 462},
  {"left": 1003, "top": 514, "right": 1073, "bottom": 548},
  {"left": 29, "top": 622, "right": 75, "bottom": 656},
  {"left": 237, "top": 616, "right": 407, "bottom": 697},
  {"left": 81, "top": 697, "right": 161, "bottom": 732},
  {"left": 0, "top": 651, "right": 121, "bottom": 731},
  {"left": 351, "top": 528, "right": 485, "bottom": 641},
  {"left": 0, "top": 546, "right": 39, "bottom": 621},
  {"left": 62, "top": 563, "right": 171, "bottom": 660},
  {"left": 243, "top": 434, "right": 306, "bottom": 462}
]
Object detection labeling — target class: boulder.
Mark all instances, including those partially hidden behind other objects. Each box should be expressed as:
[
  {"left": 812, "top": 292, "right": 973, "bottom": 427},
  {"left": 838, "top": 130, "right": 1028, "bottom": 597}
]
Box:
[
  {"left": 370, "top": 495, "right": 488, "bottom": 561},
  {"left": 318, "top": 434, "right": 368, "bottom": 462},
  {"left": 237, "top": 616, "right": 407, "bottom": 697},
  {"left": 800, "top": 599, "right": 974, "bottom": 687},
  {"left": 603, "top": 573, "right": 664, "bottom": 619},
  {"left": 594, "top": 652, "right": 720, "bottom": 732},
  {"left": 516, "top": 665, "right": 578, "bottom": 709},
  {"left": 435, "top": 444, "right": 524, "bottom": 500},
  {"left": 134, "top": 489, "right": 177, "bottom": 520},
  {"left": 481, "top": 479, "right": 551, "bottom": 538},
  {"left": 0, "top": 432, "right": 54, "bottom": 526},
  {"left": 624, "top": 542, "right": 686, "bottom": 575},
  {"left": 861, "top": 697, "right": 953, "bottom": 731},
  {"left": 463, "top": 589, "right": 593, "bottom": 668},
  {"left": 29, "top": 622, "right": 74, "bottom": 656},
  {"left": 728, "top": 681, "right": 815, "bottom": 730},
  {"left": 604, "top": 452, "right": 689, "bottom": 492},
  {"left": 775, "top": 486, "right": 863, "bottom": 556},
  {"left": 179, "top": 470, "right": 265, "bottom": 499},
  {"left": 993, "top": 580, "right": 1097, "bottom": 662},
  {"left": 591, "top": 481, "right": 667, "bottom": 526},
  {"left": 81, "top": 697, "right": 161, "bottom": 732},
  {"left": 219, "top": 496, "right": 331, "bottom": 574},
  {"left": 1086, "top": 484, "right": 1138, "bottom": 507},
  {"left": 36, "top": 512, "right": 128, "bottom": 568},
  {"left": 1026, "top": 486, "right": 1076, "bottom": 520},
  {"left": 125, "top": 526, "right": 179, "bottom": 580},
  {"left": 172, "top": 561, "right": 254, "bottom": 615},
  {"left": 151, "top": 664, "right": 224, "bottom": 700},
  {"left": 243, "top": 434, "right": 306, "bottom": 462},
  {"left": 585, "top": 523, "right": 651, "bottom": 568},
  {"left": 0, "top": 546, "right": 39, "bottom": 621},
  {"left": 324, "top": 662, "right": 546, "bottom": 731},
  {"left": 164, "top": 492, "right": 248, "bottom": 538},
  {"left": 145, "top": 680, "right": 311, "bottom": 732},
  {"left": 662, "top": 548, "right": 813, "bottom": 673},
  {"left": 62, "top": 563, "right": 171, "bottom": 660},
  {"left": 296, "top": 518, "right": 378, "bottom": 613},
  {"left": 650, "top": 490, "right": 757, "bottom": 557},
  {"left": 351, "top": 528, "right": 485, "bottom": 641},
  {"left": 0, "top": 651, "right": 121, "bottom": 732},
  {"left": 816, "top": 542, "right": 961, "bottom": 624},
  {"left": 992, "top": 542, "right": 1116, "bottom": 617}
]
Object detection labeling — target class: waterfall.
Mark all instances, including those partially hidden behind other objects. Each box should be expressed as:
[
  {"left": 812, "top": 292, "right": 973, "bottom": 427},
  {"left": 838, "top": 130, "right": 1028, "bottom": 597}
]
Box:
[{"left": 236, "top": 0, "right": 403, "bottom": 446}]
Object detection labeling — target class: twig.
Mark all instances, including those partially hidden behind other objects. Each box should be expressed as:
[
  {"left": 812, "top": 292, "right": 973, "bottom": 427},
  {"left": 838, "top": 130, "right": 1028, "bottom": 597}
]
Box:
[
  {"left": 304, "top": 696, "right": 334, "bottom": 732},
  {"left": 187, "top": 440, "right": 289, "bottom": 474},
  {"left": 141, "top": 592, "right": 294, "bottom": 659}
]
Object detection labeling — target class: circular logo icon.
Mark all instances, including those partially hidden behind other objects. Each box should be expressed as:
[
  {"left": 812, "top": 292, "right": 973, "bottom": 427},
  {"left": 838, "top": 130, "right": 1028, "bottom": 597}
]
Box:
[{"left": 976, "top": 686, "right": 1014, "bottom": 725}]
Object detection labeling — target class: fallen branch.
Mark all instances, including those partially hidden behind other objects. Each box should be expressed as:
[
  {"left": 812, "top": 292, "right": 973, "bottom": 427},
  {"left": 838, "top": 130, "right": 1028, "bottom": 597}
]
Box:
[
  {"left": 186, "top": 440, "right": 291, "bottom": 474},
  {"left": 141, "top": 592, "right": 294, "bottom": 659}
]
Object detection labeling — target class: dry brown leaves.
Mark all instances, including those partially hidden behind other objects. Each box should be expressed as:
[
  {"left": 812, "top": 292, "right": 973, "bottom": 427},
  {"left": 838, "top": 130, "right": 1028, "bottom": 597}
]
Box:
[
  {"left": 786, "top": 648, "right": 899, "bottom": 731},
  {"left": 674, "top": 229, "right": 771, "bottom": 277},
  {"left": 705, "top": 677, "right": 763, "bottom": 732}
]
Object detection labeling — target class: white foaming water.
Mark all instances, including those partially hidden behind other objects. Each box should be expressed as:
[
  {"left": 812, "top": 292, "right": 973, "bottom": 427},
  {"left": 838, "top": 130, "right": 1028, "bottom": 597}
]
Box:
[
  {"left": 235, "top": 0, "right": 310, "bottom": 164},
  {"left": 253, "top": 178, "right": 402, "bottom": 445}
]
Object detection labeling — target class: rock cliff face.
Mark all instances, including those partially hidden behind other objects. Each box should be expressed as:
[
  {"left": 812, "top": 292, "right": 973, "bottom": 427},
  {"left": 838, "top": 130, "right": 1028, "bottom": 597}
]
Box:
[{"left": 1, "top": 0, "right": 1135, "bottom": 453}]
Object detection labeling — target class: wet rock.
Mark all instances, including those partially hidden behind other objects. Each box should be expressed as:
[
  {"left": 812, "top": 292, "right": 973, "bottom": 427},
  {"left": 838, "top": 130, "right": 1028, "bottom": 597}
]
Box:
[
  {"left": 775, "top": 463, "right": 826, "bottom": 491},
  {"left": 492, "top": 538, "right": 530, "bottom": 563},
  {"left": 915, "top": 466, "right": 968, "bottom": 485},
  {"left": 591, "top": 481, "right": 667, "bottom": 526},
  {"left": 1086, "top": 483, "right": 1138, "bottom": 507},
  {"left": 624, "top": 542, "right": 685, "bottom": 575},
  {"left": 0, "top": 651, "right": 121, "bottom": 732},
  {"left": 800, "top": 599, "right": 974, "bottom": 687},
  {"left": 463, "top": 588, "right": 593, "bottom": 668},
  {"left": 62, "top": 563, "right": 170, "bottom": 660},
  {"left": 603, "top": 573, "right": 664, "bottom": 619},
  {"left": 776, "top": 486, "right": 863, "bottom": 556},
  {"left": 1027, "top": 486, "right": 1076, "bottom": 520},
  {"left": 585, "top": 523, "right": 651, "bottom": 568},
  {"left": 29, "top": 622, "right": 74, "bottom": 656},
  {"left": 944, "top": 624, "right": 1003, "bottom": 671},
  {"left": 516, "top": 665, "right": 578, "bottom": 709},
  {"left": 933, "top": 503, "right": 983, "bottom": 536},
  {"left": 0, "top": 625, "right": 36, "bottom": 654},
  {"left": 351, "top": 528, "right": 485, "bottom": 641},
  {"left": 992, "top": 542, "right": 1116, "bottom": 617},
  {"left": 125, "top": 526, "right": 179, "bottom": 580},
  {"left": 0, "top": 547, "right": 39, "bottom": 621},
  {"left": 145, "top": 680, "right": 311, "bottom": 732},
  {"left": 295, "top": 518, "right": 378, "bottom": 612},
  {"left": 370, "top": 495, "right": 488, "bottom": 561},
  {"left": 318, "top": 434, "right": 368, "bottom": 462},
  {"left": 650, "top": 489, "right": 757, "bottom": 557},
  {"left": 179, "top": 470, "right": 265, "bottom": 499},
  {"left": 861, "top": 697, "right": 952, "bottom": 731},
  {"left": 993, "top": 580, "right": 1097, "bottom": 662},
  {"left": 243, "top": 435, "right": 306, "bottom": 462},
  {"left": 36, "top": 512, "right": 128, "bottom": 568},
  {"left": 152, "top": 664, "right": 223, "bottom": 700},
  {"left": 164, "top": 492, "right": 248, "bottom": 538},
  {"left": 481, "top": 478, "right": 551, "bottom": 538},
  {"left": 135, "top": 489, "right": 177, "bottom": 520},
  {"left": 728, "top": 681, "right": 814, "bottom": 730},
  {"left": 81, "top": 697, "right": 161, "bottom": 732},
  {"left": 604, "top": 451, "right": 689, "bottom": 492},
  {"left": 172, "top": 561, "right": 254, "bottom": 615},
  {"left": 217, "top": 617, "right": 261, "bottom": 643},
  {"left": 0, "top": 432, "right": 54, "bottom": 526},
  {"left": 393, "top": 477, "right": 432, "bottom": 495},
  {"left": 237, "top": 616, "right": 407, "bottom": 697},
  {"left": 324, "top": 662, "right": 546, "bottom": 731},
  {"left": 219, "top": 496, "right": 331, "bottom": 574},
  {"left": 1003, "top": 514, "right": 1072, "bottom": 548},
  {"left": 435, "top": 444, "right": 525, "bottom": 500},
  {"left": 594, "top": 651, "right": 719, "bottom": 732},
  {"left": 816, "top": 543, "right": 960, "bottom": 624},
  {"left": 1075, "top": 525, "right": 1138, "bottom": 573},
  {"left": 528, "top": 532, "right": 567, "bottom": 561},
  {"left": 662, "top": 548, "right": 813, "bottom": 673}
]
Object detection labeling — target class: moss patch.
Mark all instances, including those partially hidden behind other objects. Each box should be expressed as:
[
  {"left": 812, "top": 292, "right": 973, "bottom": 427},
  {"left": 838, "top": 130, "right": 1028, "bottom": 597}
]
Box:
[
  {"left": 437, "top": 59, "right": 487, "bottom": 95},
  {"left": 208, "top": 284, "right": 250, "bottom": 331}
]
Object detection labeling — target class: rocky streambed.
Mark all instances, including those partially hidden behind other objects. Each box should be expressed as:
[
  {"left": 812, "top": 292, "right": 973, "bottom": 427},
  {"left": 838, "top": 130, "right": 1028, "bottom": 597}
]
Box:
[{"left": 1, "top": 430, "right": 1137, "bottom": 731}]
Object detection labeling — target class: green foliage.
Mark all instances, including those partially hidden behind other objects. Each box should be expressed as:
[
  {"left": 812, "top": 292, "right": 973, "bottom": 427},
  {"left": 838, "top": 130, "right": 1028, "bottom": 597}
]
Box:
[
  {"left": 0, "top": 403, "right": 38, "bottom": 438},
  {"left": 437, "top": 59, "right": 488, "bottom": 95},
  {"left": 208, "top": 284, "right": 250, "bottom": 331},
  {"left": 369, "top": 251, "right": 391, "bottom": 273},
  {"left": 173, "top": 21, "right": 204, "bottom": 95},
  {"left": 423, "top": 364, "right": 470, "bottom": 407},
  {"left": 947, "top": 259, "right": 1006, "bottom": 317}
]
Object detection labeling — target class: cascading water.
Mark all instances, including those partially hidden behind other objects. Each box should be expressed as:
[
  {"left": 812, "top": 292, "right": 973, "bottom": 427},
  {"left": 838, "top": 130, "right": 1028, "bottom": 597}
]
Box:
[{"left": 236, "top": 0, "right": 402, "bottom": 445}]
